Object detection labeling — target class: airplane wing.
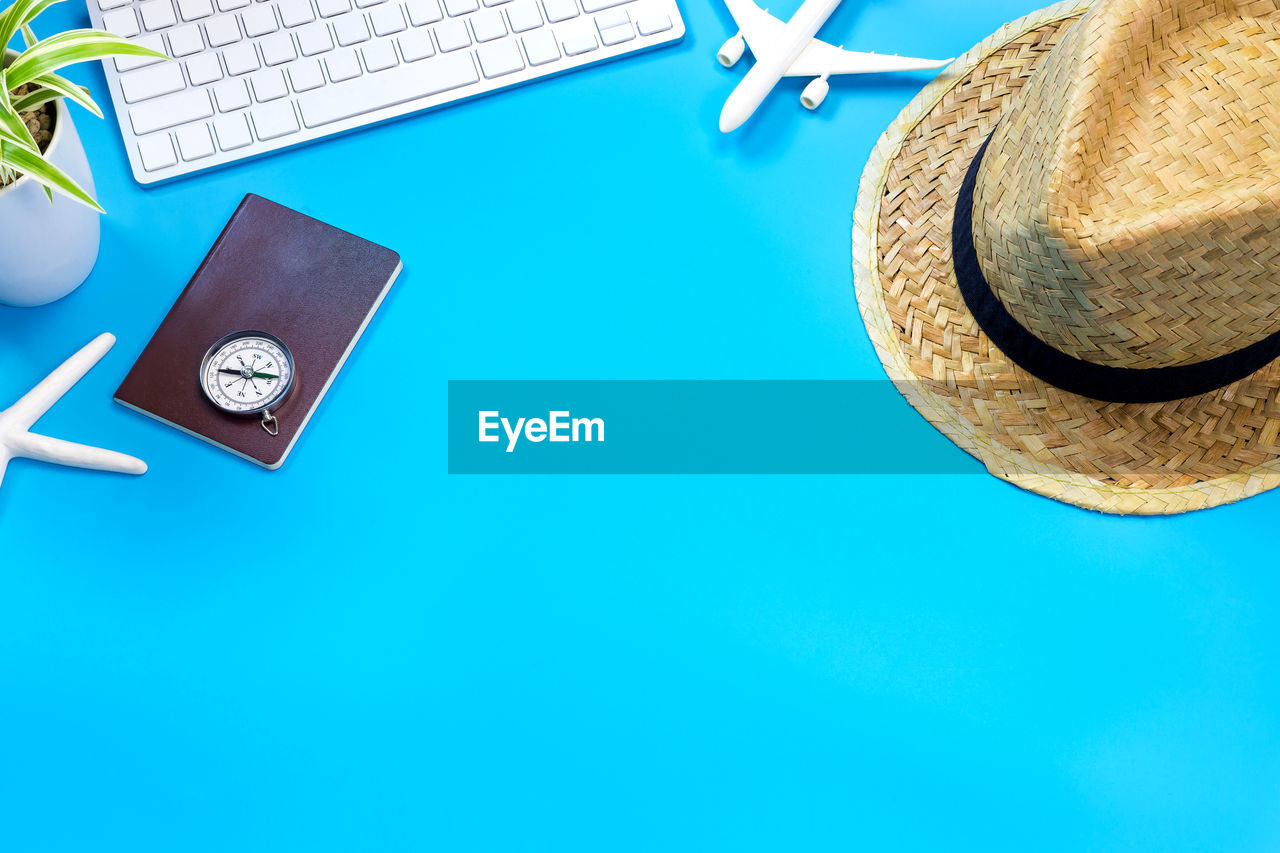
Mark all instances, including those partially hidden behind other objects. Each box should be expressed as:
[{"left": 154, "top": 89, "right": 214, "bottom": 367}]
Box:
[
  {"left": 722, "top": 0, "right": 786, "bottom": 53},
  {"left": 785, "top": 42, "right": 953, "bottom": 77},
  {"left": 721, "top": 0, "right": 952, "bottom": 78}
]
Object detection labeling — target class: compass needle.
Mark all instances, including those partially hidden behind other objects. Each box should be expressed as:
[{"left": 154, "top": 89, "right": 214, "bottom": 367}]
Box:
[{"left": 200, "top": 332, "right": 295, "bottom": 435}]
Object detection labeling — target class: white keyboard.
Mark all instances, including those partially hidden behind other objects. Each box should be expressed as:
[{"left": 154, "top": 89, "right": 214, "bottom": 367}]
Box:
[{"left": 85, "top": 0, "right": 683, "bottom": 183}]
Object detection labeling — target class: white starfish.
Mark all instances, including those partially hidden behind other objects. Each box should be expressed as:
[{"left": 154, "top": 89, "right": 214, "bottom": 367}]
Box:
[{"left": 0, "top": 333, "right": 147, "bottom": 488}]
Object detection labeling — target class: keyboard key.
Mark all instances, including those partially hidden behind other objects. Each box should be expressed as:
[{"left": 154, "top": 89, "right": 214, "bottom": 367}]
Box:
[
  {"left": 186, "top": 52, "right": 224, "bottom": 84},
  {"left": 298, "top": 50, "right": 476, "bottom": 126},
  {"left": 362, "top": 39, "right": 398, "bottom": 70},
  {"left": 120, "top": 63, "right": 186, "bottom": 103},
  {"left": 316, "top": 0, "right": 350, "bottom": 16},
  {"left": 140, "top": 0, "right": 178, "bottom": 29},
  {"left": 355, "top": 0, "right": 387, "bottom": 6},
  {"left": 476, "top": 37, "right": 521, "bottom": 76},
  {"left": 443, "top": 0, "right": 476, "bottom": 16},
  {"left": 325, "top": 48, "right": 362, "bottom": 80},
  {"left": 178, "top": 0, "right": 214, "bottom": 18},
  {"left": 213, "top": 77, "right": 251, "bottom": 109},
  {"left": 176, "top": 122, "right": 215, "bottom": 159},
  {"left": 216, "top": 0, "right": 250, "bottom": 11},
  {"left": 561, "top": 32, "right": 595, "bottom": 54},
  {"left": 213, "top": 112, "right": 253, "bottom": 148},
  {"left": 333, "top": 13, "right": 370, "bottom": 44},
  {"left": 224, "top": 42, "right": 261, "bottom": 73},
  {"left": 369, "top": 4, "right": 405, "bottom": 34},
  {"left": 204, "top": 14, "right": 242, "bottom": 45},
  {"left": 167, "top": 23, "right": 205, "bottom": 54},
  {"left": 635, "top": 13, "right": 669, "bottom": 35},
  {"left": 130, "top": 88, "right": 213, "bottom": 133},
  {"left": 470, "top": 9, "right": 504, "bottom": 41},
  {"left": 102, "top": 8, "right": 140, "bottom": 36},
  {"left": 434, "top": 17, "right": 469, "bottom": 50},
  {"left": 260, "top": 31, "right": 298, "bottom": 63},
  {"left": 482, "top": 0, "right": 511, "bottom": 7},
  {"left": 278, "top": 0, "right": 316, "bottom": 25},
  {"left": 297, "top": 22, "right": 335, "bottom": 53},
  {"left": 251, "top": 100, "right": 299, "bottom": 138},
  {"left": 521, "top": 28, "right": 557, "bottom": 64},
  {"left": 593, "top": 7, "right": 624, "bottom": 28},
  {"left": 541, "top": 0, "right": 575, "bottom": 22},
  {"left": 116, "top": 34, "right": 167, "bottom": 71},
  {"left": 599, "top": 21, "right": 631, "bottom": 44},
  {"left": 137, "top": 133, "right": 178, "bottom": 170},
  {"left": 241, "top": 5, "right": 278, "bottom": 35},
  {"left": 397, "top": 28, "right": 434, "bottom": 60},
  {"left": 100, "top": 0, "right": 133, "bottom": 10},
  {"left": 250, "top": 68, "right": 289, "bottom": 100},
  {"left": 288, "top": 58, "right": 326, "bottom": 90},
  {"left": 505, "top": 0, "right": 540, "bottom": 32},
  {"left": 405, "top": 0, "right": 441, "bottom": 24},
  {"left": 579, "top": 0, "right": 623, "bottom": 12}
]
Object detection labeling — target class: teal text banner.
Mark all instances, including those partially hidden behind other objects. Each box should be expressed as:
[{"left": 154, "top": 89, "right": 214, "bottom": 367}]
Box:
[{"left": 448, "top": 381, "right": 980, "bottom": 474}]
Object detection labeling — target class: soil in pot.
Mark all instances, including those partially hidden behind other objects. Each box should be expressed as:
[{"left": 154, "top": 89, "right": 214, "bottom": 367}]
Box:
[{"left": 0, "top": 84, "right": 55, "bottom": 189}]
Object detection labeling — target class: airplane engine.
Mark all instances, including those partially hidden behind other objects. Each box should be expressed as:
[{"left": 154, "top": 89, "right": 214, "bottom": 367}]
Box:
[
  {"left": 717, "top": 33, "right": 746, "bottom": 67},
  {"left": 800, "top": 76, "right": 830, "bottom": 110}
]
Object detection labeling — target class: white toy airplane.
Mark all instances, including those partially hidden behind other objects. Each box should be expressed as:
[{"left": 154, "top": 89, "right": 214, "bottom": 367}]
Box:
[
  {"left": 0, "top": 334, "right": 146, "bottom": 489},
  {"left": 717, "top": 0, "right": 953, "bottom": 132}
]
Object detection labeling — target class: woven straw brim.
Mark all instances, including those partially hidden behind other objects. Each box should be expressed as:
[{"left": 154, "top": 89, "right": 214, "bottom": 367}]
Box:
[{"left": 852, "top": 1, "right": 1280, "bottom": 515}]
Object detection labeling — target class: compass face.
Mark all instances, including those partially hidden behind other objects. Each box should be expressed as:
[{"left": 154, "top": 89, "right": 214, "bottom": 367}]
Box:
[{"left": 199, "top": 332, "right": 294, "bottom": 415}]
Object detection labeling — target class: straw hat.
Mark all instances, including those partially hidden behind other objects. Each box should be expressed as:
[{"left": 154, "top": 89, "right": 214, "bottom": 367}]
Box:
[{"left": 853, "top": 0, "right": 1280, "bottom": 515}]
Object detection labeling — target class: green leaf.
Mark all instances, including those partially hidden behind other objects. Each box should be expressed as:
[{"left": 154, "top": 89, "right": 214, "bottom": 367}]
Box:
[
  {"left": 6, "top": 29, "right": 169, "bottom": 88},
  {"left": 0, "top": 138, "right": 103, "bottom": 212},
  {"left": 0, "top": 123, "right": 36, "bottom": 148},
  {"left": 10, "top": 73, "right": 101, "bottom": 117},
  {"left": 7, "top": 85, "right": 56, "bottom": 113},
  {"left": 0, "top": 72, "right": 40, "bottom": 152},
  {"left": 0, "top": 113, "right": 37, "bottom": 147},
  {"left": 0, "top": 0, "right": 64, "bottom": 52}
]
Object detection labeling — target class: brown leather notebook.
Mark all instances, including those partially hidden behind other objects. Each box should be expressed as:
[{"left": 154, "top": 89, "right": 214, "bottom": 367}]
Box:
[{"left": 114, "top": 194, "right": 403, "bottom": 469}]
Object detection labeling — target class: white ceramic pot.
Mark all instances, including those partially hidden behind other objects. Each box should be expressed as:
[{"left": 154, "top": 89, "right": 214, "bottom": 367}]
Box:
[{"left": 0, "top": 56, "right": 102, "bottom": 307}]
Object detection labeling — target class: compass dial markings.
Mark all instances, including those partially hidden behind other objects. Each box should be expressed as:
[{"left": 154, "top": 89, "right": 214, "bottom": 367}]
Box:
[{"left": 200, "top": 334, "right": 294, "bottom": 415}]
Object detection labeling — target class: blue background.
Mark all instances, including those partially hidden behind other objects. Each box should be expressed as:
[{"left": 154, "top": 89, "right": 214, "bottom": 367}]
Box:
[{"left": 5, "top": 0, "right": 1280, "bottom": 850}]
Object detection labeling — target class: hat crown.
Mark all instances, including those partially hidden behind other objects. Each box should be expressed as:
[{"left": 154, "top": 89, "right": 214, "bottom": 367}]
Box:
[{"left": 971, "top": 0, "right": 1280, "bottom": 369}]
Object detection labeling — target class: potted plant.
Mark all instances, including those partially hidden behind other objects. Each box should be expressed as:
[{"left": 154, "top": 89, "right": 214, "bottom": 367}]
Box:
[{"left": 0, "top": 0, "right": 164, "bottom": 306}]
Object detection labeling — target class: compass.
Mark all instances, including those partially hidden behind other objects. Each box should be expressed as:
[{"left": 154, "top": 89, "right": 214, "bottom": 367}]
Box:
[{"left": 199, "top": 331, "right": 296, "bottom": 435}]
